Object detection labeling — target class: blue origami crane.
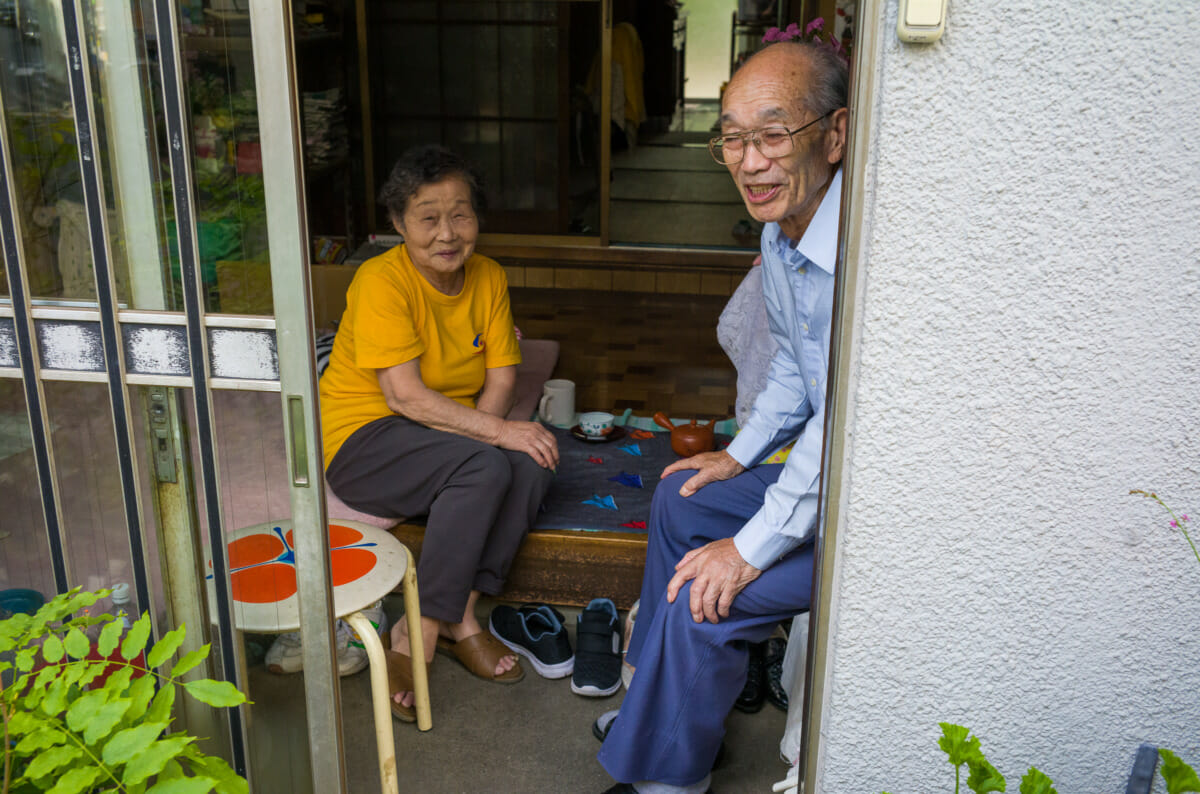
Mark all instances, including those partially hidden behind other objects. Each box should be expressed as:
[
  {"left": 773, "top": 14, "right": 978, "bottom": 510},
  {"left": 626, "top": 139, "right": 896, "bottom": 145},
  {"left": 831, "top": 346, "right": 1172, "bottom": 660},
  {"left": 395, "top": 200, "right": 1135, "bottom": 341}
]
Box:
[
  {"left": 608, "top": 472, "right": 644, "bottom": 488},
  {"left": 583, "top": 494, "right": 619, "bottom": 511},
  {"left": 618, "top": 443, "right": 642, "bottom": 456}
]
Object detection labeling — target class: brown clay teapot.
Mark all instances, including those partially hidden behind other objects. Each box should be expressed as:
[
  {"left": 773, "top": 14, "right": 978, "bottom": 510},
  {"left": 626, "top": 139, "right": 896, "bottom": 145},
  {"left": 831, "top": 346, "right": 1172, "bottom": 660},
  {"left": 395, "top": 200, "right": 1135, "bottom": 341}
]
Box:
[{"left": 653, "top": 412, "right": 715, "bottom": 458}]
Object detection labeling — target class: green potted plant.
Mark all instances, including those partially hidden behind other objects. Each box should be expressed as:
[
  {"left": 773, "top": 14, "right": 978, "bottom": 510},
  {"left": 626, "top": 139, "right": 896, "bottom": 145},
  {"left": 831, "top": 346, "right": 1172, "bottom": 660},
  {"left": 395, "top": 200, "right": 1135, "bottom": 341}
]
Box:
[{"left": 1, "top": 587, "right": 248, "bottom": 793}]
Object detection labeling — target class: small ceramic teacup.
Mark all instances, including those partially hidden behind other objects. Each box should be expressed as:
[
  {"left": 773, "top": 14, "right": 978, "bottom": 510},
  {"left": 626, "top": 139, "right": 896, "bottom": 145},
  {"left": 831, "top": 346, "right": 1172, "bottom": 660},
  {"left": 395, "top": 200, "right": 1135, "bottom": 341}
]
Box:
[{"left": 579, "top": 411, "right": 615, "bottom": 437}]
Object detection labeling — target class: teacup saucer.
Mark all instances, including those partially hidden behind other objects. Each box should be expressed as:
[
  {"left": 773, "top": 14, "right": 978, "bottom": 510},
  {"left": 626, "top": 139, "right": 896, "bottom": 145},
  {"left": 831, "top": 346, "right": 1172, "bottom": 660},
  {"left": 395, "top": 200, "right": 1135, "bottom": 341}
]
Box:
[{"left": 570, "top": 425, "right": 626, "bottom": 443}]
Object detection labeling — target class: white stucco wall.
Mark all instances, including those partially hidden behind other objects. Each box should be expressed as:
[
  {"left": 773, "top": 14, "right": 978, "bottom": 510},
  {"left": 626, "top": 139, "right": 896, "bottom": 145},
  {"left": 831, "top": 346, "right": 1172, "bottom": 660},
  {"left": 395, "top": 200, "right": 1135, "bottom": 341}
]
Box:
[{"left": 821, "top": 2, "right": 1200, "bottom": 792}]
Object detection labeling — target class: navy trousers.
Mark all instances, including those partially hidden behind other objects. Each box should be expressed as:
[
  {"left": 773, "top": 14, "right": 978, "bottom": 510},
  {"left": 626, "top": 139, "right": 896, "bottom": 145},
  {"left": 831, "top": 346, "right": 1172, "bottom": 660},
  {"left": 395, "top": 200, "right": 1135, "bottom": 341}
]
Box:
[{"left": 598, "top": 465, "right": 813, "bottom": 787}]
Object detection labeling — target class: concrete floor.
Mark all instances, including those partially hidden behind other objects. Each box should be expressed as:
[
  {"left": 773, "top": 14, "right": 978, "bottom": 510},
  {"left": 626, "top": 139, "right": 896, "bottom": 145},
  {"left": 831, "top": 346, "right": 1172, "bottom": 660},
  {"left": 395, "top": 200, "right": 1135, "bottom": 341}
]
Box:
[{"left": 243, "top": 600, "right": 793, "bottom": 794}]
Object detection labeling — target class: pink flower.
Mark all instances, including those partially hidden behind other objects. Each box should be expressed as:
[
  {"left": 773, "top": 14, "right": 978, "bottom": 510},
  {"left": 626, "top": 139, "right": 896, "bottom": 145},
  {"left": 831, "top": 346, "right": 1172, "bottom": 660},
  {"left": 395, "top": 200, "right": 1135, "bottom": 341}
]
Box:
[
  {"left": 1183, "top": 514, "right": 1191, "bottom": 522},
  {"left": 785, "top": 22, "right": 801, "bottom": 39},
  {"left": 806, "top": 17, "right": 825, "bottom": 35},
  {"left": 762, "top": 27, "right": 782, "bottom": 43},
  {"left": 1172, "top": 520, "right": 1179, "bottom": 528}
]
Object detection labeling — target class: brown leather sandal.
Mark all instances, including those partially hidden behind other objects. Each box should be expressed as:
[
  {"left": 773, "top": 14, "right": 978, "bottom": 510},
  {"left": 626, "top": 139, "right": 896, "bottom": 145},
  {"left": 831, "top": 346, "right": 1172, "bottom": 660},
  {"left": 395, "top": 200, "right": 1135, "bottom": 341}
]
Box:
[
  {"left": 384, "top": 648, "right": 419, "bottom": 723},
  {"left": 436, "top": 632, "right": 524, "bottom": 684}
]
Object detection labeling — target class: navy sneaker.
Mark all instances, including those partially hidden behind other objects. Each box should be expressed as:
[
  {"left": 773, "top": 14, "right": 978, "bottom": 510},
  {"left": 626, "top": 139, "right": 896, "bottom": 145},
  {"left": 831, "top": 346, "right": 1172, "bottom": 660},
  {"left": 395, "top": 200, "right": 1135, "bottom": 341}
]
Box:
[
  {"left": 572, "top": 598, "right": 622, "bottom": 697},
  {"left": 489, "top": 603, "right": 574, "bottom": 679}
]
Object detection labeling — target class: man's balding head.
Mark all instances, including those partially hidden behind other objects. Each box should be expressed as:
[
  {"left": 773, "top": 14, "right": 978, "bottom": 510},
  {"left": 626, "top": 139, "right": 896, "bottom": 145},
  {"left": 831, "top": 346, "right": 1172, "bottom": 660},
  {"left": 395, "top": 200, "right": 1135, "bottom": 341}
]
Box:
[{"left": 717, "top": 42, "right": 849, "bottom": 240}]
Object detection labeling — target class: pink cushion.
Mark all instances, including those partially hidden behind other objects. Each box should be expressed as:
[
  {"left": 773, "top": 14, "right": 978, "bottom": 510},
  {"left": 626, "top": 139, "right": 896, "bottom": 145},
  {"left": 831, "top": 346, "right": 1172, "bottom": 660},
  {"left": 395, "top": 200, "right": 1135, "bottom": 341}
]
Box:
[
  {"left": 325, "top": 483, "right": 402, "bottom": 530},
  {"left": 508, "top": 339, "right": 560, "bottom": 421}
]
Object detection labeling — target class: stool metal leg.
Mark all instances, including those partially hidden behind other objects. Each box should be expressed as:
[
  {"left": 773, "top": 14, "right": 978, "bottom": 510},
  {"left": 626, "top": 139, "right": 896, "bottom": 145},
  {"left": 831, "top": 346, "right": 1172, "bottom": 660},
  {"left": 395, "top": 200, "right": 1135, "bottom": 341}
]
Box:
[
  {"left": 400, "top": 545, "right": 432, "bottom": 731},
  {"left": 345, "top": 610, "right": 398, "bottom": 794}
]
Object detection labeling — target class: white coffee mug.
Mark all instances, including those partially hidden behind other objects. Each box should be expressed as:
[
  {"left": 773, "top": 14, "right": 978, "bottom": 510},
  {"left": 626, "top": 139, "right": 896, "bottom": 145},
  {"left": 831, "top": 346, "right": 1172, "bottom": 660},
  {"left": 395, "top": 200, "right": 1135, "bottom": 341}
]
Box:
[{"left": 538, "top": 379, "right": 576, "bottom": 427}]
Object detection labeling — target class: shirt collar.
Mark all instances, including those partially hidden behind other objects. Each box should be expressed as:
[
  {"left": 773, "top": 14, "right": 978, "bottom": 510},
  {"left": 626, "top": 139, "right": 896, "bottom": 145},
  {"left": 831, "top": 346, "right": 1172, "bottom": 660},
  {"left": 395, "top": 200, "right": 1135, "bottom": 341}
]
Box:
[{"left": 771, "top": 167, "right": 842, "bottom": 274}]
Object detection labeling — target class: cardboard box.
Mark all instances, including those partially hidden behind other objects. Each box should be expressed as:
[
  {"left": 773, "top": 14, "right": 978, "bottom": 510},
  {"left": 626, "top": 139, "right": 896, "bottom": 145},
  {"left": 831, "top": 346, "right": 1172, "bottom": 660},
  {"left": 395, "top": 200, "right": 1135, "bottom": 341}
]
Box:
[{"left": 310, "top": 264, "right": 359, "bottom": 330}]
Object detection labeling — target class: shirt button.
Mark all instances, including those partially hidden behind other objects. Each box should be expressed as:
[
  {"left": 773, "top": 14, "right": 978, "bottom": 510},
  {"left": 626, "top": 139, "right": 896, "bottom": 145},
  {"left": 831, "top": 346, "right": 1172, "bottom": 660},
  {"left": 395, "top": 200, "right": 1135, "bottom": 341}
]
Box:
[
  {"left": 797, "top": 267, "right": 806, "bottom": 274},
  {"left": 802, "top": 323, "right": 809, "bottom": 332},
  {"left": 810, "top": 378, "right": 817, "bottom": 387}
]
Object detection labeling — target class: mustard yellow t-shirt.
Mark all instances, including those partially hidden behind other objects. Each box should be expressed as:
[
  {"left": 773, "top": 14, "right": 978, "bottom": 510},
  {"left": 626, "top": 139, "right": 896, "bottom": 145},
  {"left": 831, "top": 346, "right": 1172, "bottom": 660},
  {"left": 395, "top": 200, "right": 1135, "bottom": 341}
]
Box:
[{"left": 319, "top": 244, "right": 522, "bottom": 468}]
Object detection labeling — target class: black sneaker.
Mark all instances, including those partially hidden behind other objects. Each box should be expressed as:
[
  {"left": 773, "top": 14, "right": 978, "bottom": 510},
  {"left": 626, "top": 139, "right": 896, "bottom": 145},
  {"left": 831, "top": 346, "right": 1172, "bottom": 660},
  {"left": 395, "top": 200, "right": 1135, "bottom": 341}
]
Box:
[
  {"left": 764, "top": 636, "right": 789, "bottom": 711},
  {"left": 734, "top": 640, "right": 767, "bottom": 713},
  {"left": 572, "top": 598, "right": 622, "bottom": 697},
  {"left": 489, "top": 604, "right": 574, "bottom": 679}
]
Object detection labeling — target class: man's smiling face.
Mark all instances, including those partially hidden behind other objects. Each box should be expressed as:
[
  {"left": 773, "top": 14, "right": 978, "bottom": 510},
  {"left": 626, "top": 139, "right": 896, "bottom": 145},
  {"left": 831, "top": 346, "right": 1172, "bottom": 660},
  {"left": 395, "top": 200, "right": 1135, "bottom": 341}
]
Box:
[{"left": 719, "top": 45, "right": 843, "bottom": 241}]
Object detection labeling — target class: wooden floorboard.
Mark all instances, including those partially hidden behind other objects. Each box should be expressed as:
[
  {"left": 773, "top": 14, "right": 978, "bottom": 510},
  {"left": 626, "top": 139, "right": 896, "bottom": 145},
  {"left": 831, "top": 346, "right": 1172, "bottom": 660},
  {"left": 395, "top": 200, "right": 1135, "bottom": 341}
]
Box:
[{"left": 390, "top": 523, "right": 647, "bottom": 609}]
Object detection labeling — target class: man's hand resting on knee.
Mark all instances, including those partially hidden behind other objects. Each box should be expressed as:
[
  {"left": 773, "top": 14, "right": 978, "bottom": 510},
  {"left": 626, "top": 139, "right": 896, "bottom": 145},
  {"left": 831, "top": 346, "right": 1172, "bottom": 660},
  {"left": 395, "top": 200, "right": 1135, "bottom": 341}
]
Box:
[
  {"left": 667, "top": 538, "right": 762, "bottom": 624},
  {"left": 661, "top": 450, "right": 745, "bottom": 497}
]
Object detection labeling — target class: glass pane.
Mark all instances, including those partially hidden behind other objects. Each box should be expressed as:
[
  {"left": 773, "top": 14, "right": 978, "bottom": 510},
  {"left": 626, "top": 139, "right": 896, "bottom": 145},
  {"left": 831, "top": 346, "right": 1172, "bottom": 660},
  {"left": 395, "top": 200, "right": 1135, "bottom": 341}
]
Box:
[
  {"left": 180, "top": 9, "right": 272, "bottom": 314},
  {"left": 609, "top": 0, "right": 758, "bottom": 249},
  {"left": 369, "top": 1, "right": 598, "bottom": 236},
  {"left": 81, "top": 0, "right": 174, "bottom": 311},
  {"left": 210, "top": 388, "right": 312, "bottom": 792},
  {"left": 0, "top": 2, "right": 87, "bottom": 301},
  {"left": 0, "top": 378, "right": 53, "bottom": 605}
]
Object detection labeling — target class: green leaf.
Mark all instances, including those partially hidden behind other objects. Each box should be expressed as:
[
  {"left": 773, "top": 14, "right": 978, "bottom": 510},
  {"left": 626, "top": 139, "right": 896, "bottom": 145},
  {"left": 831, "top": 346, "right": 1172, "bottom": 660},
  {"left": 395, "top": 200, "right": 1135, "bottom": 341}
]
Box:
[
  {"left": 1018, "top": 767, "right": 1058, "bottom": 794},
  {"left": 146, "top": 777, "right": 217, "bottom": 794},
  {"left": 105, "top": 665, "right": 136, "bottom": 695},
  {"left": 64, "top": 626, "right": 91, "bottom": 659},
  {"left": 171, "top": 644, "right": 211, "bottom": 678},
  {"left": 77, "top": 660, "right": 106, "bottom": 689},
  {"left": 160, "top": 758, "right": 186, "bottom": 780},
  {"left": 939, "top": 722, "right": 983, "bottom": 767},
  {"left": 1160, "top": 749, "right": 1200, "bottom": 794},
  {"left": 147, "top": 681, "right": 177, "bottom": 723},
  {"left": 122, "top": 613, "right": 153, "bottom": 661},
  {"left": 192, "top": 754, "right": 249, "bottom": 794},
  {"left": 35, "top": 663, "right": 61, "bottom": 690},
  {"left": 5, "top": 708, "right": 41, "bottom": 735},
  {"left": 183, "top": 679, "right": 247, "bottom": 708},
  {"left": 14, "top": 727, "right": 66, "bottom": 753},
  {"left": 46, "top": 764, "right": 103, "bottom": 794},
  {"left": 102, "top": 722, "right": 170, "bottom": 766},
  {"left": 23, "top": 744, "right": 83, "bottom": 779},
  {"left": 83, "top": 698, "right": 133, "bottom": 745},
  {"left": 42, "top": 633, "right": 65, "bottom": 664},
  {"left": 40, "top": 676, "right": 70, "bottom": 716},
  {"left": 62, "top": 589, "right": 103, "bottom": 615},
  {"left": 65, "top": 688, "right": 110, "bottom": 731},
  {"left": 125, "top": 736, "right": 195, "bottom": 785},
  {"left": 15, "top": 646, "right": 36, "bottom": 671},
  {"left": 98, "top": 619, "right": 124, "bottom": 657},
  {"left": 148, "top": 625, "right": 187, "bottom": 670},
  {"left": 127, "top": 673, "right": 156, "bottom": 718},
  {"left": 967, "top": 756, "right": 1007, "bottom": 794}
]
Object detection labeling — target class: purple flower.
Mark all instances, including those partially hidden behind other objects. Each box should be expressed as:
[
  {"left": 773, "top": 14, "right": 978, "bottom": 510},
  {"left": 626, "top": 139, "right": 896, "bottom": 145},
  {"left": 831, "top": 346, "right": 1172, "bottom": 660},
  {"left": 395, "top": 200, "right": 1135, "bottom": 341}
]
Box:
[
  {"left": 1172, "top": 520, "right": 1179, "bottom": 528},
  {"left": 1183, "top": 514, "right": 1191, "bottom": 522},
  {"left": 785, "top": 22, "right": 801, "bottom": 39},
  {"left": 806, "top": 17, "right": 825, "bottom": 35},
  {"left": 762, "top": 27, "right": 782, "bottom": 43}
]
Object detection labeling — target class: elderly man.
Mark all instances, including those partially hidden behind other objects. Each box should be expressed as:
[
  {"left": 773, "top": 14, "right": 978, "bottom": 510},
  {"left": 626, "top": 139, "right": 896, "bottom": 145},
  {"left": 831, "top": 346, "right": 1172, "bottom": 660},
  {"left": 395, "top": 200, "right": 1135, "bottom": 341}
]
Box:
[{"left": 595, "top": 40, "right": 848, "bottom": 794}]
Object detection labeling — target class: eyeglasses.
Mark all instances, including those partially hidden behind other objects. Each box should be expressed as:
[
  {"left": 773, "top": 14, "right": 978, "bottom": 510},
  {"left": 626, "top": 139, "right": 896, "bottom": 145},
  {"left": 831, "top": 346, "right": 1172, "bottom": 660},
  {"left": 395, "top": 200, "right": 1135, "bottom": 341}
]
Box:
[{"left": 708, "top": 112, "right": 833, "bottom": 165}]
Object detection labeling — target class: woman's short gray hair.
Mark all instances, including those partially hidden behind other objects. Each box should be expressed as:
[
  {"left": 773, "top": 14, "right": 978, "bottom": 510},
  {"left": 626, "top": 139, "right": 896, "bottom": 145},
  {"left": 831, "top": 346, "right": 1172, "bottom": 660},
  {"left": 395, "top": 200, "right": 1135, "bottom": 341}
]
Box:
[{"left": 378, "top": 145, "right": 487, "bottom": 223}]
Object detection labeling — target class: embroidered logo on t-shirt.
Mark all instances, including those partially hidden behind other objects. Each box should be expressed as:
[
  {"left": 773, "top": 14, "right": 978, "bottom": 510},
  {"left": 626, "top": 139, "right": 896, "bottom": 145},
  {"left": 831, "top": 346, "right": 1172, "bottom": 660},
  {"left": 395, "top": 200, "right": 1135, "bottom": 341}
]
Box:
[{"left": 472, "top": 333, "right": 484, "bottom": 353}]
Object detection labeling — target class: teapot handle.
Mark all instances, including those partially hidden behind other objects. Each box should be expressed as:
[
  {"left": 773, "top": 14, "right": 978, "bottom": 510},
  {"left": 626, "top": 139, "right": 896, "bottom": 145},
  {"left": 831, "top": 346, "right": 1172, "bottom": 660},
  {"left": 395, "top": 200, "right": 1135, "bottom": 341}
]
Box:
[{"left": 652, "top": 411, "right": 674, "bottom": 431}]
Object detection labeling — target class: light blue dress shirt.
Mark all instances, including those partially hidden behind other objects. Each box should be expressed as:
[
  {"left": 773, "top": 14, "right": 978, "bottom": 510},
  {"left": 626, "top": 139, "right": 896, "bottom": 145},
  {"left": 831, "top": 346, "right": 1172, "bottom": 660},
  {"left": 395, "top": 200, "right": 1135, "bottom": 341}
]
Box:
[{"left": 726, "top": 168, "right": 841, "bottom": 570}]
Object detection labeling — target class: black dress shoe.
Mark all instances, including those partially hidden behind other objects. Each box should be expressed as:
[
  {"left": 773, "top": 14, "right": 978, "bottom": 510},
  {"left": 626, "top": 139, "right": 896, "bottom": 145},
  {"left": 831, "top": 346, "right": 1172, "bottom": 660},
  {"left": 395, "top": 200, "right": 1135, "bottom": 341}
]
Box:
[
  {"left": 734, "top": 640, "right": 766, "bottom": 713},
  {"left": 764, "top": 636, "right": 789, "bottom": 712}
]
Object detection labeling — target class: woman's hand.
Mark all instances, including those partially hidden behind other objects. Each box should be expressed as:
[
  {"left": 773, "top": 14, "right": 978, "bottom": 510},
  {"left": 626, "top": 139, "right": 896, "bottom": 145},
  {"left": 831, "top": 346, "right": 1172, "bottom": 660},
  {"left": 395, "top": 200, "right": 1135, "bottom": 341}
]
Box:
[{"left": 495, "top": 420, "right": 559, "bottom": 470}]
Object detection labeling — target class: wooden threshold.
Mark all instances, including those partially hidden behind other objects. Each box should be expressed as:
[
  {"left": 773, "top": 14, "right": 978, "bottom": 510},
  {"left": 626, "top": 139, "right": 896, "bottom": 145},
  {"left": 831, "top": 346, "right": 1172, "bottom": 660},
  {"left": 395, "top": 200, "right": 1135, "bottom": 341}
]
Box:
[{"left": 388, "top": 524, "right": 646, "bottom": 610}]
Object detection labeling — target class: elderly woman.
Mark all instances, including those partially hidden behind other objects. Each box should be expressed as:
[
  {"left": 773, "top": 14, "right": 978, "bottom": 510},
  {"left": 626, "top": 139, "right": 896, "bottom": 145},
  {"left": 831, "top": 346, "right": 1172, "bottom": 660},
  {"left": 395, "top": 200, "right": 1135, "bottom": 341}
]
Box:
[{"left": 319, "top": 145, "right": 558, "bottom": 721}]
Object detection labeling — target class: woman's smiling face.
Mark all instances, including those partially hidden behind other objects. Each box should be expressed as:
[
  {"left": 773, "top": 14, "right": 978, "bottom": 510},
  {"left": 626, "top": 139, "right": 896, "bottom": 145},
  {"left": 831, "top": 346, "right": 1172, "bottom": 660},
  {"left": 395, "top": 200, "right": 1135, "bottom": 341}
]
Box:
[{"left": 394, "top": 176, "right": 479, "bottom": 293}]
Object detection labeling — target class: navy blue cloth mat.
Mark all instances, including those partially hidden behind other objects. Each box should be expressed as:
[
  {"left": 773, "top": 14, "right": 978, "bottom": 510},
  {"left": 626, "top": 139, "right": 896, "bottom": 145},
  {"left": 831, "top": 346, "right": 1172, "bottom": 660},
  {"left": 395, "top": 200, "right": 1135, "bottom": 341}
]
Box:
[{"left": 534, "top": 424, "right": 731, "bottom": 533}]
